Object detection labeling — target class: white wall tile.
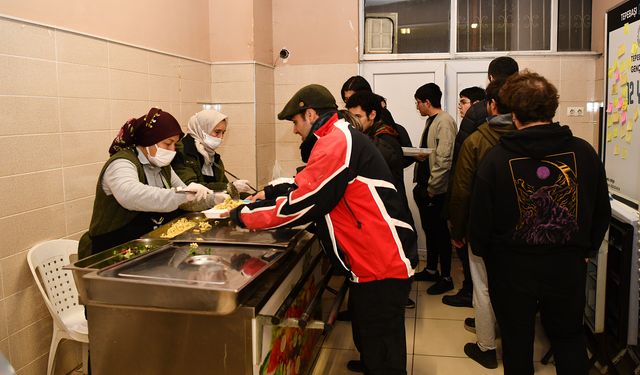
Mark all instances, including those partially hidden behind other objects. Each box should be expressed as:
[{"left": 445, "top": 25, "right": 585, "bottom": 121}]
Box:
[
  {"left": 56, "top": 31, "right": 108, "bottom": 67},
  {"left": 0, "top": 56, "right": 57, "bottom": 96},
  {"left": 0, "top": 19, "right": 55, "bottom": 60},
  {"left": 0, "top": 97, "right": 60, "bottom": 136}
]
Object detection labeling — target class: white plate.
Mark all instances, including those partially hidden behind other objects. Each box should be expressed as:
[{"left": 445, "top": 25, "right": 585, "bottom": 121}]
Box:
[
  {"left": 202, "top": 208, "right": 229, "bottom": 219},
  {"left": 402, "top": 147, "right": 433, "bottom": 157}
]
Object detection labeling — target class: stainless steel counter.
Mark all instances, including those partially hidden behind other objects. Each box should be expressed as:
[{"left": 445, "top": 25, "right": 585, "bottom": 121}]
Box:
[{"left": 82, "top": 228, "right": 345, "bottom": 375}]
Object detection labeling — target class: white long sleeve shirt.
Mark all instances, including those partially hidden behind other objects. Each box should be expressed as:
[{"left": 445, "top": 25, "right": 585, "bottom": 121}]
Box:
[{"left": 101, "top": 148, "right": 188, "bottom": 212}]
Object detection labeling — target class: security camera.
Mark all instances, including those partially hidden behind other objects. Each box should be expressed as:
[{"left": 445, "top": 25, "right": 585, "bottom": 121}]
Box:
[{"left": 279, "top": 48, "right": 290, "bottom": 59}]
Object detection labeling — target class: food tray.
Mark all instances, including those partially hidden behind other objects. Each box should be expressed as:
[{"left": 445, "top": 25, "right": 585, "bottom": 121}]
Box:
[{"left": 142, "top": 213, "right": 307, "bottom": 248}]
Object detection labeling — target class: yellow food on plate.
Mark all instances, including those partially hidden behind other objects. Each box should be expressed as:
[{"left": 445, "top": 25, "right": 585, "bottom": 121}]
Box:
[
  {"left": 213, "top": 196, "right": 243, "bottom": 210},
  {"left": 160, "top": 218, "right": 197, "bottom": 238}
]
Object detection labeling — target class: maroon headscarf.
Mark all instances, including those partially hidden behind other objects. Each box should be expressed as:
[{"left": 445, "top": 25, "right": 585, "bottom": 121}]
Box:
[{"left": 109, "top": 108, "right": 184, "bottom": 155}]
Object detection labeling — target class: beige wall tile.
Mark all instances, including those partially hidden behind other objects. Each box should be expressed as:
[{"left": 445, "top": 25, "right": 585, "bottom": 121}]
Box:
[
  {"left": 150, "top": 102, "right": 181, "bottom": 124},
  {"left": 16, "top": 353, "right": 47, "bottom": 375},
  {"left": 256, "top": 102, "right": 275, "bottom": 125},
  {"left": 61, "top": 131, "right": 111, "bottom": 167},
  {"left": 180, "top": 60, "right": 211, "bottom": 81},
  {"left": 110, "top": 100, "right": 150, "bottom": 131},
  {"left": 181, "top": 79, "right": 212, "bottom": 103},
  {"left": 256, "top": 82, "right": 274, "bottom": 105},
  {"left": 0, "top": 56, "right": 57, "bottom": 97},
  {"left": 256, "top": 122, "right": 275, "bottom": 144},
  {"left": 0, "top": 338, "right": 9, "bottom": 361},
  {"left": 58, "top": 63, "right": 109, "bottom": 99},
  {"left": 0, "top": 135, "right": 62, "bottom": 177},
  {"left": 0, "top": 19, "right": 55, "bottom": 60},
  {"left": 55, "top": 31, "right": 108, "bottom": 67},
  {"left": 255, "top": 65, "right": 274, "bottom": 84},
  {"left": 211, "top": 64, "right": 254, "bottom": 82},
  {"left": 561, "top": 57, "right": 596, "bottom": 82},
  {"left": 65, "top": 197, "right": 94, "bottom": 235},
  {"left": 149, "top": 75, "right": 180, "bottom": 102},
  {"left": 9, "top": 317, "right": 52, "bottom": 369},
  {"left": 52, "top": 339, "right": 81, "bottom": 375},
  {"left": 60, "top": 98, "right": 110, "bottom": 132},
  {"left": 63, "top": 163, "right": 102, "bottom": 201},
  {"left": 109, "top": 69, "right": 149, "bottom": 101},
  {"left": 0, "top": 170, "right": 64, "bottom": 217},
  {"left": 0, "top": 205, "right": 66, "bottom": 258},
  {"left": 108, "top": 43, "right": 148, "bottom": 73},
  {"left": 218, "top": 124, "right": 255, "bottom": 148},
  {"left": 568, "top": 122, "right": 598, "bottom": 147},
  {"left": 178, "top": 103, "right": 204, "bottom": 128},
  {"left": 216, "top": 103, "right": 255, "bottom": 125},
  {"left": 0, "top": 97, "right": 60, "bottom": 136},
  {"left": 149, "top": 53, "right": 180, "bottom": 77},
  {"left": 2, "top": 251, "right": 32, "bottom": 300},
  {"left": 5, "top": 287, "right": 47, "bottom": 336},
  {"left": 0, "top": 300, "right": 7, "bottom": 340},
  {"left": 558, "top": 80, "right": 596, "bottom": 102},
  {"left": 211, "top": 81, "right": 254, "bottom": 103}
]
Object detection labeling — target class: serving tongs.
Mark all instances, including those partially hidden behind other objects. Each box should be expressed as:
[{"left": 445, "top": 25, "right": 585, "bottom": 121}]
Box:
[
  {"left": 226, "top": 182, "right": 240, "bottom": 200},
  {"left": 213, "top": 161, "right": 258, "bottom": 193}
]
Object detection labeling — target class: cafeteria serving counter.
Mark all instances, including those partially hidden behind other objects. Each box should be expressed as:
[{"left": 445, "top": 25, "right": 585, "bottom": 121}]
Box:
[{"left": 74, "top": 214, "right": 348, "bottom": 375}]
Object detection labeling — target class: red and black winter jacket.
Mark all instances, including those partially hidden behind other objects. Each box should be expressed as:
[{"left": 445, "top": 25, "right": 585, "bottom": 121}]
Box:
[{"left": 231, "top": 113, "right": 418, "bottom": 283}]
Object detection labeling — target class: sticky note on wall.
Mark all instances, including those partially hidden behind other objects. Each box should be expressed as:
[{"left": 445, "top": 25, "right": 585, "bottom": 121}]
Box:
[
  {"left": 619, "top": 44, "right": 627, "bottom": 57},
  {"left": 625, "top": 23, "right": 630, "bottom": 34},
  {"left": 633, "top": 42, "right": 639, "bottom": 54}
]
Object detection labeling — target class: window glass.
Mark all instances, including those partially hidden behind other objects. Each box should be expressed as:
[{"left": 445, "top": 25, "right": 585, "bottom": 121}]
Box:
[
  {"left": 557, "top": 0, "right": 591, "bottom": 51},
  {"left": 457, "top": 0, "right": 551, "bottom": 52},
  {"left": 364, "top": 0, "right": 451, "bottom": 53}
]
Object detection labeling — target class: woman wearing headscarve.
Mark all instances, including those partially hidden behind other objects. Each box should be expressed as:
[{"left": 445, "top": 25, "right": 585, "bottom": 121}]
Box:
[
  {"left": 172, "top": 109, "right": 253, "bottom": 193},
  {"left": 78, "top": 108, "right": 227, "bottom": 258}
]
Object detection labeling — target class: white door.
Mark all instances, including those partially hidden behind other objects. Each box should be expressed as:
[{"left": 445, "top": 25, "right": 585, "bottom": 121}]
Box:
[
  {"left": 361, "top": 61, "right": 445, "bottom": 250},
  {"left": 445, "top": 60, "right": 492, "bottom": 125},
  {"left": 360, "top": 60, "right": 492, "bottom": 251}
]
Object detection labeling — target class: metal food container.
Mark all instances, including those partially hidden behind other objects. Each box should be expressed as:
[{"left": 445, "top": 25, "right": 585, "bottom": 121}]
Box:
[
  {"left": 63, "top": 238, "right": 169, "bottom": 304},
  {"left": 141, "top": 212, "right": 306, "bottom": 248},
  {"left": 84, "top": 243, "right": 285, "bottom": 313}
]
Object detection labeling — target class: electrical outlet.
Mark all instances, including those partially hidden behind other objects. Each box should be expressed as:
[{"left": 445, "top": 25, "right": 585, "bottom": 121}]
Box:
[{"left": 567, "top": 106, "right": 585, "bottom": 116}]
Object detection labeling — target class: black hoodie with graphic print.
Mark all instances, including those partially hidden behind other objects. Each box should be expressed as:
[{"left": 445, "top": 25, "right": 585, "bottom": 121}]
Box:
[{"left": 469, "top": 123, "right": 611, "bottom": 258}]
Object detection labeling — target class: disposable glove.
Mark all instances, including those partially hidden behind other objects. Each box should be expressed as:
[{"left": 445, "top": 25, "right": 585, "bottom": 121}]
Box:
[
  {"left": 182, "top": 182, "right": 212, "bottom": 202},
  {"left": 232, "top": 179, "right": 253, "bottom": 193}
]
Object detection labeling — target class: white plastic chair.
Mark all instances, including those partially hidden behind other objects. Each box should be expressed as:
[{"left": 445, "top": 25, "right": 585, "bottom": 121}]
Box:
[{"left": 27, "top": 239, "right": 89, "bottom": 375}]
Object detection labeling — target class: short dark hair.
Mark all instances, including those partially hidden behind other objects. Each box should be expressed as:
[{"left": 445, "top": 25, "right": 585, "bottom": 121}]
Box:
[
  {"left": 341, "top": 76, "right": 372, "bottom": 102},
  {"left": 414, "top": 83, "right": 442, "bottom": 108},
  {"left": 345, "top": 91, "right": 384, "bottom": 121},
  {"left": 459, "top": 86, "right": 486, "bottom": 102},
  {"left": 499, "top": 70, "right": 558, "bottom": 124},
  {"left": 488, "top": 56, "right": 519, "bottom": 80},
  {"left": 485, "top": 78, "right": 510, "bottom": 114}
]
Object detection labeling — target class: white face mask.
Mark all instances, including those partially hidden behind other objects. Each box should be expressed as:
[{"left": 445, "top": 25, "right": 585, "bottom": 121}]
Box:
[
  {"left": 203, "top": 133, "right": 222, "bottom": 150},
  {"left": 146, "top": 144, "right": 176, "bottom": 167}
]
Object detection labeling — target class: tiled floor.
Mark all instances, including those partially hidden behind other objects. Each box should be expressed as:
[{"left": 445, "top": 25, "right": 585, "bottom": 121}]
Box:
[{"left": 311, "top": 258, "right": 587, "bottom": 375}]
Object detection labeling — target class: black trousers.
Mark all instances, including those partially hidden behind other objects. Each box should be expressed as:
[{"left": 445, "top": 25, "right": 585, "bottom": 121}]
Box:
[
  {"left": 486, "top": 251, "right": 588, "bottom": 375},
  {"left": 413, "top": 186, "right": 452, "bottom": 277},
  {"left": 349, "top": 278, "right": 411, "bottom": 375}
]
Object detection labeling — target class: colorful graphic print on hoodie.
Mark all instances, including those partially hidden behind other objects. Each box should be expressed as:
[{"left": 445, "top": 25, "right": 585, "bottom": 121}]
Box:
[{"left": 509, "top": 152, "right": 579, "bottom": 245}]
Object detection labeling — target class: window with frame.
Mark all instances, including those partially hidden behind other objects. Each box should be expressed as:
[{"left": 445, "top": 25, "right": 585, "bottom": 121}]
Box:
[{"left": 362, "top": 0, "right": 592, "bottom": 55}]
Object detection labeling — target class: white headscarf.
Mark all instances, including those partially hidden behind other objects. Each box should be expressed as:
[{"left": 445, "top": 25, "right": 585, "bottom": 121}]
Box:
[{"left": 187, "top": 109, "right": 228, "bottom": 176}]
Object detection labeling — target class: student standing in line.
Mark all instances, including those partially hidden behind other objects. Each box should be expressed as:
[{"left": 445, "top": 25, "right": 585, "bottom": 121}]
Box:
[
  {"left": 412, "top": 83, "right": 457, "bottom": 295},
  {"left": 469, "top": 71, "right": 610, "bottom": 375},
  {"left": 448, "top": 78, "right": 514, "bottom": 369},
  {"left": 443, "top": 57, "right": 519, "bottom": 309}
]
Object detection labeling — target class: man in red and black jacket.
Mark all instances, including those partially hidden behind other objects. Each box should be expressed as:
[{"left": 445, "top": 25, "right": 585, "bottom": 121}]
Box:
[{"left": 230, "top": 84, "right": 418, "bottom": 374}]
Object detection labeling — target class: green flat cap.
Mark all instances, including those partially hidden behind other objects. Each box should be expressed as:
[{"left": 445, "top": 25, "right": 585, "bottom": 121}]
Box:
[{"left": 278, "top": 84, "right": 337, "bottom": 121}]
